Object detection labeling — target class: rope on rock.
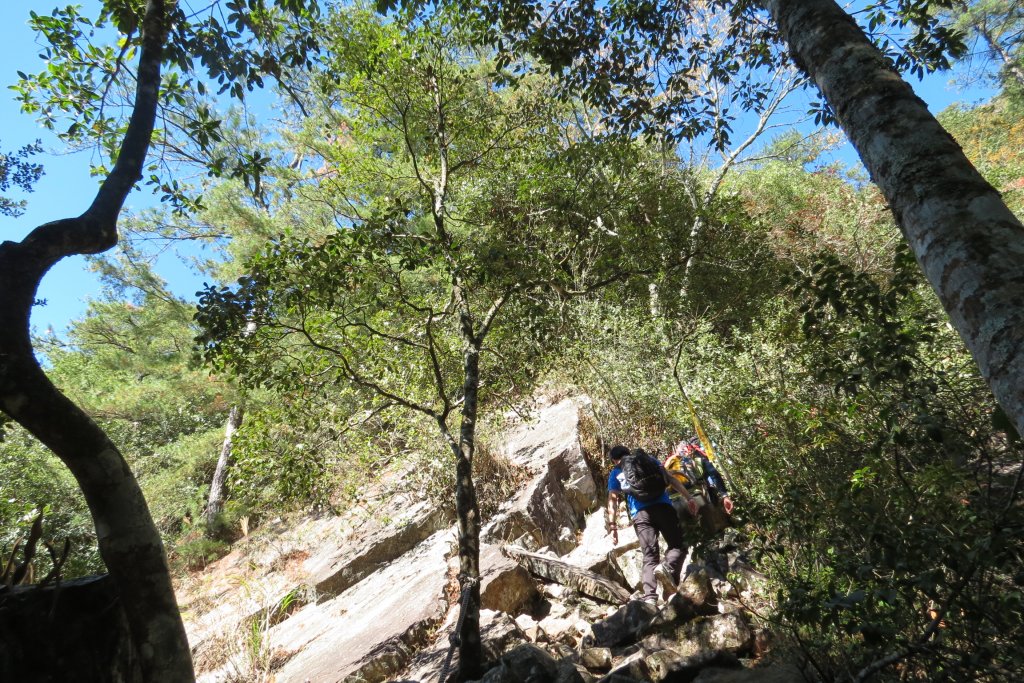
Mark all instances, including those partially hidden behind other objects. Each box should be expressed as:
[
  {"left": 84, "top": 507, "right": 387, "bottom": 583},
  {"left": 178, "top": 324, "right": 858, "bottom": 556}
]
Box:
[{"left": 438, "top": 574, "right": 479, "bottom": 683}]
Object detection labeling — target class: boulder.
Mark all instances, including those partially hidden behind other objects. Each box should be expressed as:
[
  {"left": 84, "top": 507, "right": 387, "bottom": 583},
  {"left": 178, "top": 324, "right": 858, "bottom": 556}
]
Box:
[
  {"left": 478, "top": 644, "right": 559, "bottom": 683},
  {"left": 485, "top": 467, "right": 581, "bottom": 555},
  {"left": 642, "top": 649, "right": 685, "bottom": 682},
  {"left": 541, "top": 582, "right": 575, "bottom": 602},
  {"left": 548, "top": 643, "right": 577, "bottom": 660},
  {"left": 483, "top": 612, "right": 538, "bottom": 663},
  {"left": 503, "top": 546, "right": 632, "bottom": 605},
  {"left": 555, "top": 658, "right": 591, "bottom": 683},
  {"left": 676, "top": 567, "right": 717, "bottom": 612},
  {"left": 562, "top": 509, "right": 638, "bottom": 584},
  {"left": 536, "top": 615, "right": 577, "bottom": 645},
  {"left": 651, "top": 611, "right": 754, "bottom": 660},
  {"left": 544, "top": 599, "right": 572, "bottom": 620},
  {"left": 642, "top": 650, "right": 741, "bottom": 682},
  {"left": 579, "top": 647, "right": 613, "bottom": 671},
  {"left": 481, "top": 544, "right": 540, "bottom": 614},
  {"left": 609, "top": 546, "right": 644, "bottom": 592},
  {"left": 589, "top": 600, "right": 658, "bottom": 648},
  {"left": 402, "top": 610, "right": 529, "bottom": 683},
  {"left": 602, "top": 650, "right": 650, "bottom": 681},
  {"left": 502, "top": 398, "right": 590, "bottom": 475},
  {"left": 728, "top": 561, "right": 769, "bottom": 601},
  {"left": 596, "top": 675, "right": 647, "bottom": 683},
  {"left": 699, "top": 503, "right": 731, "bottom": 536},
  {"left": 516, "top": 614, "right": 543, "bottom": 642},
  {"left": 644, "top": 591, "right": 716, "bottom": 630}
]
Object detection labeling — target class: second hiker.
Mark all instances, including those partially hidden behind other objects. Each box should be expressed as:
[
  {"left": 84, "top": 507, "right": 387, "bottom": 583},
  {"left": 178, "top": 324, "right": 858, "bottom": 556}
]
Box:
[{"left": 606, "top": 445, "right": 700, "bottom": 604}]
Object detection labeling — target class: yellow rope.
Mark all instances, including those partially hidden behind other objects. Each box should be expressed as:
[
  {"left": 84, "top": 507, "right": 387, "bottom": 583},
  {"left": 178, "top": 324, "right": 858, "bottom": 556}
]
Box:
[{"left": 677, "top": 384, "right": 716, "bottom": 462}]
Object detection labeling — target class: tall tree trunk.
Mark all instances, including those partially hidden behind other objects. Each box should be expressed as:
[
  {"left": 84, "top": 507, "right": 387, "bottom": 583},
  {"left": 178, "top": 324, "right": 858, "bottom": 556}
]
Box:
[
  {"left": 765, "top": 0, "right": 1024, "bottom": 440},
  {"left": 0, "top": 1, "right": 193, "bottom": 680},
  {"left": 453, "top": 330, "right": 483, "bottom": 680},
  {"left": 206, "top": 404, "right": 243, "bottom": 531}
]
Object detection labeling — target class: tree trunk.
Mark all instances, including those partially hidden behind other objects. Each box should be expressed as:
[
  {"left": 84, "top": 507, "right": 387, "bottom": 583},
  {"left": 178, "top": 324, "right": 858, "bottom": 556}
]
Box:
[
  {"left": 765, "top": 0, "right": 1024, "bottom": 440},
  {"left": 453, "top": 337, "right": 483, "bottom": 680},
  {"left": 0, "top": 284, "right": 194, "bottom": 683},
  {"left": 206, "top": 404, "right": 243, "bottom": 531},
  {"left": 0, "top": 1, "right": 194, "bottom": 680}
]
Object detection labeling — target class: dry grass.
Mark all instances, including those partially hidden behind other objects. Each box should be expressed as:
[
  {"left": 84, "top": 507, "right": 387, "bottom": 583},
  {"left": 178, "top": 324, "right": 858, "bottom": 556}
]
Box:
[{"left": 473, "top": 441, "right": 531, "bottom": 521}]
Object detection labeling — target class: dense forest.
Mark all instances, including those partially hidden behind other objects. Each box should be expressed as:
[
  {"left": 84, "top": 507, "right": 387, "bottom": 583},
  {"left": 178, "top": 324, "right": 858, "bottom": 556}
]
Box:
[{"left": 1, "top": 0, "right": 1023, "bottom": 681}]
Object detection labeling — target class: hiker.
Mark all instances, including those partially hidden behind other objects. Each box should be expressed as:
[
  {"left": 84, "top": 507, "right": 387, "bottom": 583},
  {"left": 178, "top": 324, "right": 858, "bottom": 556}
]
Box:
[
  {"left": 666, "top": 437, "right": 734, "bottom": 515},
  {"left": 605, "top": 445, "right": 700, "bottom": 604}
]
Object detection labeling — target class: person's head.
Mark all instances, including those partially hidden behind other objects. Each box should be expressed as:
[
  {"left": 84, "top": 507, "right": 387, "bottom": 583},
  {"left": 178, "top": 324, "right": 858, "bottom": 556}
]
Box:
[
  {"left": 677, "top": 435, "right": 698, "bottom": 450},
  {"left": 609, "top": 444, "right": 629, "bottom": 461}
]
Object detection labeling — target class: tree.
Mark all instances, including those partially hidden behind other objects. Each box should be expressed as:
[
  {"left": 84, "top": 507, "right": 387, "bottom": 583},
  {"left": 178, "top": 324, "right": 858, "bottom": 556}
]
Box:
[
  {"left": 419, "top": 0, "right": 1024, "bottom": 478},
  {"left": 940, "top": 1, "right": 1024, "bottom": 91},
  {"left": 0, "top": 1, "right": 319, "bottom": 680},
  {"left": 0, "top": 139, "right": 44, "bottom": 217},
  {"left": 765, "top": 0, "right": 1024, "bottom": 451},
  {"left": 195, "top": 8, "right": 702, "bottom": 674}
]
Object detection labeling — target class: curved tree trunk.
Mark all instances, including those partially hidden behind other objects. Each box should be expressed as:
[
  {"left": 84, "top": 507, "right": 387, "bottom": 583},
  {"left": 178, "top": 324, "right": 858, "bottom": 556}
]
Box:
[
  {"left": 0, "top": 1, "right": 194, "bottom": 680},
  {"left": 206, "top": 404, "right": 244, "bottom": 531},
  {"left": 765, "top": 0, "right": 1024, "bottom": 440}
]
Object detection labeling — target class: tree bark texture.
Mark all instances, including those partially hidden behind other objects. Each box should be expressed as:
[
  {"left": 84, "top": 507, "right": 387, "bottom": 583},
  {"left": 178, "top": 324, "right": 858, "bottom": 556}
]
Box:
[
  {"left": 454, "top": 338, "right": 483, "bottom": 680},
  {"left": 765, "top": 0, "right": 1024, "bottom": 440},
  {"left": 0, "top": 1, "right": 194, "bottom": 681},
  {"left": 206, "top": 404, "right": 243, "bottom": 529}
]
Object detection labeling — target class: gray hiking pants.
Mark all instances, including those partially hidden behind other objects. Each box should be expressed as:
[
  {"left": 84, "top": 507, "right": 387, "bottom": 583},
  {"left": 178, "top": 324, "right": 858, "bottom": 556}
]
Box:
[{"left": 632, "top": 502, "right": 687, "bottom": 601}]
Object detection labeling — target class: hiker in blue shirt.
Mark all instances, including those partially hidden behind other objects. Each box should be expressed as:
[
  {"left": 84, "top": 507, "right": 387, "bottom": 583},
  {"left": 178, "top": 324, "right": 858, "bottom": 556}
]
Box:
[{"left": 605, "top": 445, "right": 699, "bottom": 605}]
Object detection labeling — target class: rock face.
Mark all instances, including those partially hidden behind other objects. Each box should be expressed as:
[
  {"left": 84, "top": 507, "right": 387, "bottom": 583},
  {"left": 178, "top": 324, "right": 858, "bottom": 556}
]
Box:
[
  {"left": 268, "top": 529, "right": 452, "bottom": 683},
  {"left": 483, "top": 398, "right": 597, "bottom": 554},
  {"left": 306, "top": 501, "right": 451, "bottom": 598},
  {"left": 182, "top": 468, "right": 454, "bottom": 676}
]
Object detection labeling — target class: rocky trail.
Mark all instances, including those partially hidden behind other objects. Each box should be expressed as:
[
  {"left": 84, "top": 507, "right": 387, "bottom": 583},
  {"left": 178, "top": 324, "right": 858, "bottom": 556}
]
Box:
[{"left": 174, "top": 396, "right": 796, "bottom": 683}]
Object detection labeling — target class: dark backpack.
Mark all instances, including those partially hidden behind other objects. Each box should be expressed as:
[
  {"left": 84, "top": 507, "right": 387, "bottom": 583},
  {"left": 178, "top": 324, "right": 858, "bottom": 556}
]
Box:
[{"left": 619, "top": 449, "right": 667, "bottom": 502}]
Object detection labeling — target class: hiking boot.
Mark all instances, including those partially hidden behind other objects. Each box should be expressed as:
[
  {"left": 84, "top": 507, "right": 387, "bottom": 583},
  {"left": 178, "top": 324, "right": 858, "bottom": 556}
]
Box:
[{"left": 654, "top": 563, "right": 677, "bottom": 598}]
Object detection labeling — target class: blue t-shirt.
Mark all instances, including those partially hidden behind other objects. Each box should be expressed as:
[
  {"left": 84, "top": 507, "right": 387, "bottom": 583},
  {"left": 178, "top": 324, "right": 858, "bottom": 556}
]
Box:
[{"left": 608, "top": 465, "right": 672, "bottom": 518}]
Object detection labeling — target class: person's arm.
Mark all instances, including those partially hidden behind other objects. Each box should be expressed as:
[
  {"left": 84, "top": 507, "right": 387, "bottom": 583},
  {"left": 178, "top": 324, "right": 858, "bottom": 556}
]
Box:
[
  {"left": 606, "top": 491, "right": 621, "bottom": 544},
  {"left": 664, "top": 467, "right": 700, "bottom": 516},
  {"left": 701, "top": 457, "right": 734, "bottom": 514}
]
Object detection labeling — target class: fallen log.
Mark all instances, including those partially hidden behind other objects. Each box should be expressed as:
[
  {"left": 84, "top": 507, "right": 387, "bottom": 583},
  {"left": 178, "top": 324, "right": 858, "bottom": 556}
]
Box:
[{"left": 501, "top": 545, "right": 632, "bottom": 604}]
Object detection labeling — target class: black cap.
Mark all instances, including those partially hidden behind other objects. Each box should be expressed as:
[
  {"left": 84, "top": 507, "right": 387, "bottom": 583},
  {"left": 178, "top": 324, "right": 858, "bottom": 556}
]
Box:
[{"left": 609, "top": 445, "right": 629, "bottom": 460}]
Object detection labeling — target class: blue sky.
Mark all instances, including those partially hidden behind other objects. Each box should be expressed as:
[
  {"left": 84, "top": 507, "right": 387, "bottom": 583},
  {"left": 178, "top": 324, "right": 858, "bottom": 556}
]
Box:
[
  {"left": 0, "top": 2, "right": 997, "bottom": 336},
  {"left": 0, "top": 1, "right": 207, "bottom": 336}
]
